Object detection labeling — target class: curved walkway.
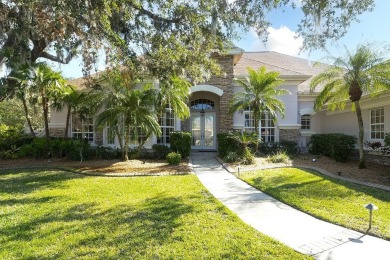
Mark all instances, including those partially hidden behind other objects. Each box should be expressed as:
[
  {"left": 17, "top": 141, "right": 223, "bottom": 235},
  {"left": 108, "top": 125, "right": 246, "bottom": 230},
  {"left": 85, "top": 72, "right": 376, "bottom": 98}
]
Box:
[{"left": 190, "top": 153, "right": 390, "bottom": 260}]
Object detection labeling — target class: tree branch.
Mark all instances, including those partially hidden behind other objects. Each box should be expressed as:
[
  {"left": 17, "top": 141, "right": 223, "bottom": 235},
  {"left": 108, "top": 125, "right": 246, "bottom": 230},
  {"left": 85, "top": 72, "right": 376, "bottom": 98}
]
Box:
[{"left": 129, "top": 2, "right": 183, "bottom": 24}]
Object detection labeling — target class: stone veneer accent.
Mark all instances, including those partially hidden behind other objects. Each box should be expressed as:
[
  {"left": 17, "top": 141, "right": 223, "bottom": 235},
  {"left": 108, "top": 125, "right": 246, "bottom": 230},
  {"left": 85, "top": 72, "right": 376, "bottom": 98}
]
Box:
[
  {"left": 279, "top": 129, "right": 300, "bottom": 143},
  {"left": 49, "top": 128, "right": 66, "bottom": 137},
  {"left": 204, "top": 55, "right": 235, "bottom": 132}
]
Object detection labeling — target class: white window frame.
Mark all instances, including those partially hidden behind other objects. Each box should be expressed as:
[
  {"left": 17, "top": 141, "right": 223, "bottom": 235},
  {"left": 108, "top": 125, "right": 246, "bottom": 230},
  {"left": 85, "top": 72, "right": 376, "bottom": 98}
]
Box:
[
  {"left": 301, "top": 114, "right": 311, "bottom": 130},
  {"left": 244, "top": 107, "right": 256, "bottom": 133},
  {"left": 243, "top": 107, "right": 276, "bottom": 143},
  {"left": 370, "top": 108, "right": 384, "bottom": 140},
  {"left": 71, "top": 114, "right": 94, "bottom": 143},
  {"left": 260, "top": 111, "right": 275, "bottom": 143},
  {"left": 157, "top": 108, "right": 175, "bottom": 145},
  {"left": 106, "top": 124, "right": 116, "bottom": 145}
]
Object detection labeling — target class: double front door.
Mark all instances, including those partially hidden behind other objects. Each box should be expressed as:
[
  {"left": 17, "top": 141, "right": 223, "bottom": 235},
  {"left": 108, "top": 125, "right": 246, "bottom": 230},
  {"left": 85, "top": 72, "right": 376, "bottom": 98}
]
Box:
[{"left": 191, "top": 112, "right": 216, "bottom": 150}]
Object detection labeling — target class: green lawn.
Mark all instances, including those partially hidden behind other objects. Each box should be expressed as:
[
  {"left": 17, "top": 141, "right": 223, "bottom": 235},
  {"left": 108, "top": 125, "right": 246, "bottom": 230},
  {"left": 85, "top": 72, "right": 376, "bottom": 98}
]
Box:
[
  {"left": 240, "top": 168, "right": 390, "bottom": 240},
  {"left": 0, "top": 169, "right": 308, "bottom": 259}
]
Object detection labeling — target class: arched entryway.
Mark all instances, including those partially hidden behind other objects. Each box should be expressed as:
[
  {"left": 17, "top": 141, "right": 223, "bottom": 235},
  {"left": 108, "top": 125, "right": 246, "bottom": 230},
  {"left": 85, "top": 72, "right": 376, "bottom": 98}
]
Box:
[{"left": 187, "top": 88, "right": 222, "bottom": 150}]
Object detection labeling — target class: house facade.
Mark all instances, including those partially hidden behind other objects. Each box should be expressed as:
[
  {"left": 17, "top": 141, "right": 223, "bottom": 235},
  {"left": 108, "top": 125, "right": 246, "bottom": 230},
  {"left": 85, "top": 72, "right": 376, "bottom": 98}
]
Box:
[{"left": 48, "top": 48, "right": 390, "bottom": 152}]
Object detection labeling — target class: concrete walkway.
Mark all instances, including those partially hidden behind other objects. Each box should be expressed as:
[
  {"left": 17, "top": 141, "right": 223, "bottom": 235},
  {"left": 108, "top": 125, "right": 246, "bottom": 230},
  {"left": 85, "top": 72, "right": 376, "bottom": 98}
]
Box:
[{"left": 190, "top": 153, "right": 390, "bottom": 260}]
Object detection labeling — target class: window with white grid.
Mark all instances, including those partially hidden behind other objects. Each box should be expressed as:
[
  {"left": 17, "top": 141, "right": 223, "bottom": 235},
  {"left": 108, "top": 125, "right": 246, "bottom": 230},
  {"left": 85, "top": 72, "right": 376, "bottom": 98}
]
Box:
[
  {"left": 157, "top": 108, "right": 175, "bottom": 145},
  {"left": 71, "top": 114, "right": 94, "bottom": 142},
  {"left": 301, "top": 115, "right": 311, "bottom": 130},
  {"left": 370, "top": 108, "right": 384, "bottom": 139}
]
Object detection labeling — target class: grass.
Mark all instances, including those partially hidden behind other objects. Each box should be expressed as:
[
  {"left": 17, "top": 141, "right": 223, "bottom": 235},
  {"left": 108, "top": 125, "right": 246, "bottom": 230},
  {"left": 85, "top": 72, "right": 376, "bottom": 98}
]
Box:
[
  {"left": 0, "top": 169, "right": 309, "bottom": 259},
  {"left": 240, "top": 167, "right": 390, "bottom": 240}
]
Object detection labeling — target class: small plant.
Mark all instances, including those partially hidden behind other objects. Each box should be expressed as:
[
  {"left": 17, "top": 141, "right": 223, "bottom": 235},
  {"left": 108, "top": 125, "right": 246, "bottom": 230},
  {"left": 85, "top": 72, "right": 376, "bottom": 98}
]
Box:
[
  {"left": 267, "top": 151, "right": 291, "bottom": 164},
  {"left": 224, "top": 151, "right": 241, "bottom": 163},
  {"left": 166, "top": 152, "right": 182, "bottom": 165}
]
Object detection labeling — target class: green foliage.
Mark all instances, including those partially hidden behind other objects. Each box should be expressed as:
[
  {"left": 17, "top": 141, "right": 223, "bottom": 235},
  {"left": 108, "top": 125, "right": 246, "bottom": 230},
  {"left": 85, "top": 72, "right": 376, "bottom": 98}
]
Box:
[
  {"left": 0, "top": 99, "right": 27, "bottom": 129},
  {"left": 217, "top": 132, "right": 242, "bottom": 159},
  {"left": 95, "top": 146, "right": 121, "bottom": 160},
  {"left": 152, "top": 144, "right": 171, "bottom": 160},
  {"left": 0, "top": 125, "right": 33, "bottom": 152},
  {"left": 309, "top": 134, "right": 357, "bottom": 162},
  {"left": 259, "top": 141, "right": 298, "bottom": 155},
  {"left": 169, "top": 131, "right": 191, "bottom": 158},
  {"left": 18, "top": 137, "right": 91, "bottom": 161},
  {"left": 385, "top": 133, "right": 390, "bottom": 146},
  {"left": 166, "top": 152, "right": 182, "bottom": 165},
  {"left": 217, "top": 132, "right": 255, "bottom": 165},
  {"left": 267, "top": 151, "right": 291, "bottom": 164}
]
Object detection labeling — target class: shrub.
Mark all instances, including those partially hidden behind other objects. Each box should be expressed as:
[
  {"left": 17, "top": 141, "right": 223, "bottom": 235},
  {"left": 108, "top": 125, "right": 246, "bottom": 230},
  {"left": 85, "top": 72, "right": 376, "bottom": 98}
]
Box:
[
  {"left": 67, "top": 139, "right": 91, "bottom": 161},
  {"left": 0, "top": 125, "right": 33, "bottom": 153},
  {"left": 166, "top": 152, "right": 182, "bottom": 165},
  {"left": 217, "top": 132, "right": 242, "bottom": 158},
  {"left": 309, "top": 133, "right": 356, "bottom": 162},
  {"left": 170, "top": 132, "right": 191, "bottom": 158},
  {"left": 95, "top": 146, "right": 121, "bottom": 159},
  {"left": 218, "top": 132, "right": 256, "bottom": 164},
  {"left": 152, "top": 144, "right": 171, "bottom": 159},
  {"left": 267, "top": 151, "right": 291, "bottom": 164},
  {"left": 385, "top": 133, "right": 390, "bottom": 146}
]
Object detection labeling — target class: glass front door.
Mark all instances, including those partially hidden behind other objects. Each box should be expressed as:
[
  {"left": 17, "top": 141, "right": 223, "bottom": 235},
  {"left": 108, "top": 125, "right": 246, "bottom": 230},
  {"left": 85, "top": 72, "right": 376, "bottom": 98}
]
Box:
[{"left": 191, "top": 112, "right": 216, "bottom": 149}]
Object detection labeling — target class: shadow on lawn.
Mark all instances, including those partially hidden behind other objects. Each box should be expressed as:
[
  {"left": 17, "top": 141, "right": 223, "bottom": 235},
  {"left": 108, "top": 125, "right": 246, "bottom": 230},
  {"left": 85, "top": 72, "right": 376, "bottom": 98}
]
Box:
[
  {"left": 1, "top": 194, "right": 194, "bottom": 258},
  {"left": 0, "top": 169, "right": 84, "bottom": 195}
]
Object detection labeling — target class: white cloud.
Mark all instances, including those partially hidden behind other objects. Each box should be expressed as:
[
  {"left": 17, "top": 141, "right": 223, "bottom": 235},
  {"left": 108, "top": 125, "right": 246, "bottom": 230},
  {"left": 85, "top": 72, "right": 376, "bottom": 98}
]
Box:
[{"left": 248, "top": 26, "right": 305, "bottom": 57}]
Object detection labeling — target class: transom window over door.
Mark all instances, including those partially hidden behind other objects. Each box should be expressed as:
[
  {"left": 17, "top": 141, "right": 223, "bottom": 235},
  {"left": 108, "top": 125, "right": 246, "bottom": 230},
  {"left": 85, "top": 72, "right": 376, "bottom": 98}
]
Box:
[
  {"left": 190, "top": 99, "right": 215, "bottom": 110},
  {"left": 370, "top": 108, "right": 384, "bottom": 139}
]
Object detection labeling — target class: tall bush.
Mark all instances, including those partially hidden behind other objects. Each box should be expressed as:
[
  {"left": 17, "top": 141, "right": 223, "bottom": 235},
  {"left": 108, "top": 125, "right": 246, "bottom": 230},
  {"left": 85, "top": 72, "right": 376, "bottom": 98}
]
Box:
[
  {"left": 309, "top": 133, "right": 357, "bottom": 162},
  {"left": 170, "top": 131, "right": 191, "bottom": 158}
]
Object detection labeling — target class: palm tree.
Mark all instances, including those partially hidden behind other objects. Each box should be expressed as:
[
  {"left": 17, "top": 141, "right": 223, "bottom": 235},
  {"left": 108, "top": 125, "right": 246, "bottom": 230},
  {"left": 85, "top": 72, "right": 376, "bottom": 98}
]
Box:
[
  {"left": 155, "top": 76, "right": 191, "bottom": 120},
  {"left": 51, "top": 85, "right": 89, "bottom": 137},
  {"left": 95, "top": 67, "right": 161, "bottom": 161},
  {"left": 310, "top": 44, "right": 390, "bottom": 169},
  {"left": 229, "top": 66, "right": 288, "bottom": 150},
  {"left": 29, "top": 63, "right": 67, "bottom": 143},
  {"left": 96, "top": 89, "right": 161, "bottom": 161}
]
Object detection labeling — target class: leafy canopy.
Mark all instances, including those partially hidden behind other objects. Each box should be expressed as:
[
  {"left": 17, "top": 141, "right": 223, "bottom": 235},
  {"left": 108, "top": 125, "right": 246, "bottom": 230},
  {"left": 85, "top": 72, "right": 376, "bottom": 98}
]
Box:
[{"left": 0, "top": 0, "right": 375, "bottom": 83}]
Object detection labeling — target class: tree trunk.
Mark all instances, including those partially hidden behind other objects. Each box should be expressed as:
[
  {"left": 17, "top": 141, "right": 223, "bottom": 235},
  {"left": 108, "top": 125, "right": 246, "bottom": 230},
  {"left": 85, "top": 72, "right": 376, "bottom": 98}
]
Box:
[
  {"left": 41, "top": 93, "right": 51, "bottom": 156},
  {"left": 354, "top": 101, "right": 366, "bottom": 169},
  {"left": 114, "top": 125, "right": 124, "bottom": 159},
  {"left": 64, "top": 106, "right": 71, "bottom": 138},
  {"left": 21, "top": 96, "right": 36, "bottom": 137},
  {"left": 42, "top": 96, "right": 50, "bottom": 140},
  {"left": 123, "top": 126, "right": 130, "bottom": 161}
]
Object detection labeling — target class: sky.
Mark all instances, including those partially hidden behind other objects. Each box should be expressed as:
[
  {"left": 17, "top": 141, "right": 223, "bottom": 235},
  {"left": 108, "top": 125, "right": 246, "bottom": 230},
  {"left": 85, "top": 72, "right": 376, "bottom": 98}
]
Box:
[
  {"left": 234, "top": 0, "right": 390, "bottom": 62},
  {"left": 4, "top": 0, "right": 389, "bottom": 79}
]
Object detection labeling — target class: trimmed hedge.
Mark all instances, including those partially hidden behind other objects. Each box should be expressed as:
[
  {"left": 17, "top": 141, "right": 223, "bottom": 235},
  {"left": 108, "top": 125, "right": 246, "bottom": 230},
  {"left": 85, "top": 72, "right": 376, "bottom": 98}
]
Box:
[
  {"left": 309, "top": 133, "right": 357, "bottom": 162},
  {"left": 152, "top": 144, "right": 171, "bottom": 159},
  {"left": 170, "top": 131, "right": 191, "bottom": 158},
  {"left": 217, "top": 132, "right": 242, "bottom": 159}
]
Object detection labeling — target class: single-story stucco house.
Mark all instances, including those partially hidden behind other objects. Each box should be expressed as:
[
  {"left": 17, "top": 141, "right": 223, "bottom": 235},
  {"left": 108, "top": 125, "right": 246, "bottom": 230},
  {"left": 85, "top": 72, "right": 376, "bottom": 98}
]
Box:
[{"left": 48, "top": 47, "right": 390, "bottom": 154}]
